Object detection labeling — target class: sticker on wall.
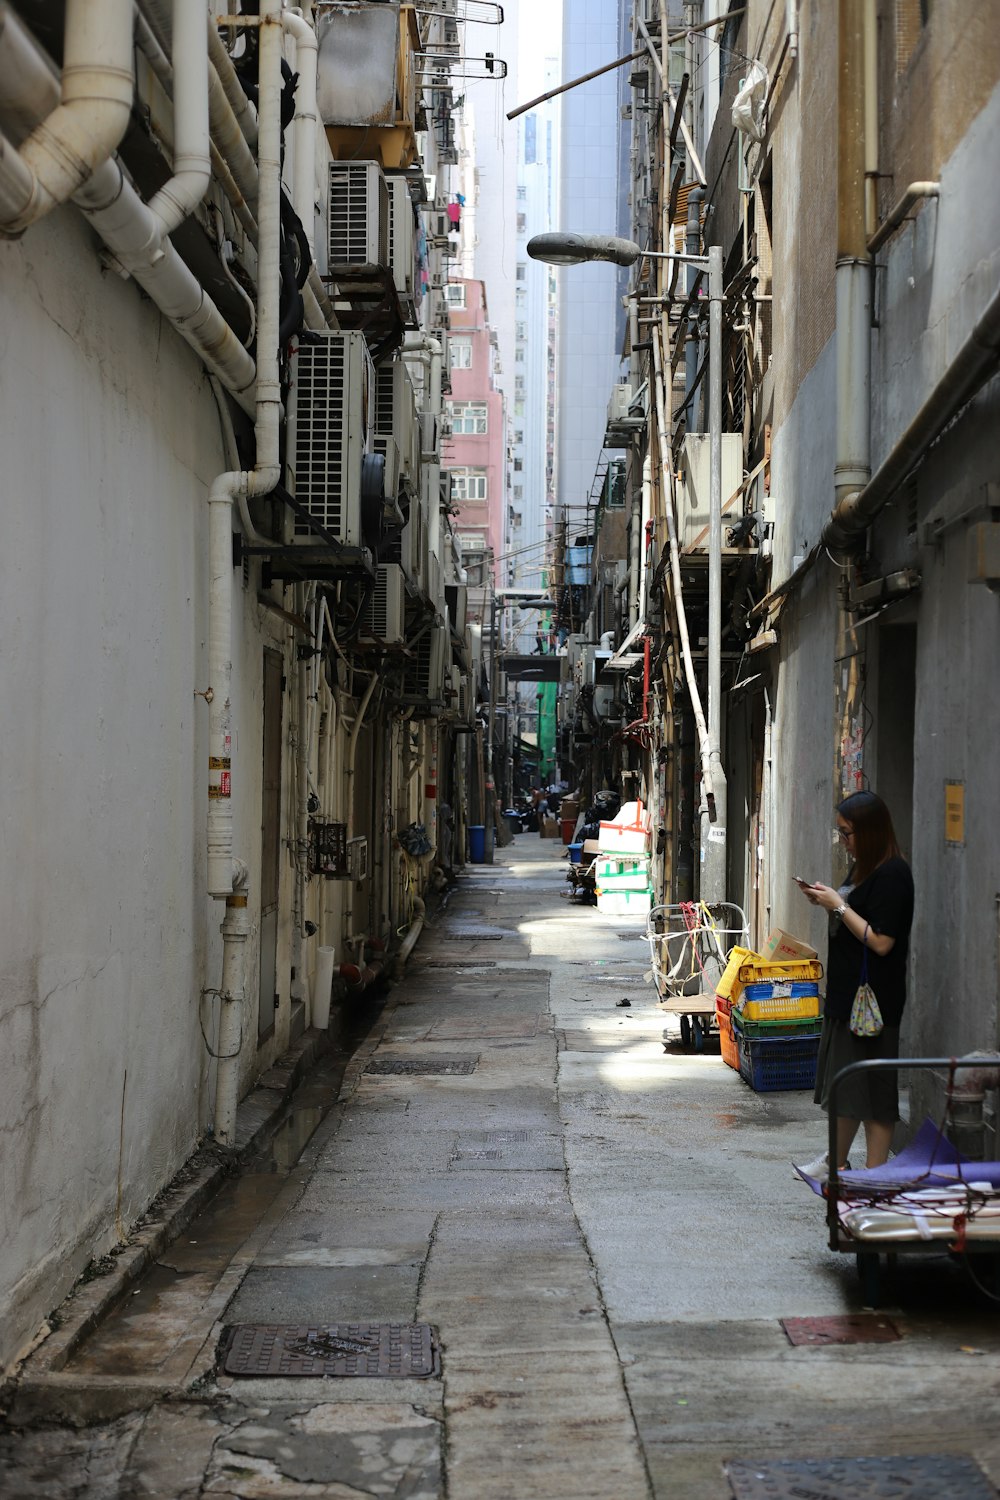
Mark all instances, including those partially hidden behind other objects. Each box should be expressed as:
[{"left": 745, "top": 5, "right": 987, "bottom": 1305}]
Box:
[{"left": 944, "top": 781, "right": 965, "bottom": 846}]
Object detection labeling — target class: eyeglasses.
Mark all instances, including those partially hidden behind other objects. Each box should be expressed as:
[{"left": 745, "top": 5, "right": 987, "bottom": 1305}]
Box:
[{"left": 836, "top": 825, "right": 855, "bottom": 842}]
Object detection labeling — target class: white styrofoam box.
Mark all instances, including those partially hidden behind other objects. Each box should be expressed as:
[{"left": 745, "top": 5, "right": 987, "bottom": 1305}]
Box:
[
  {"left": 598, "top": 823, "right": 649, "bottom": 854},
  {"left": 597, "top": 890, "right": 653, "bottom": 916}
]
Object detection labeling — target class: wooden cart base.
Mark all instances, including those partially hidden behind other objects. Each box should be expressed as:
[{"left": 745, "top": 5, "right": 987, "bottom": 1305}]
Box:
[{"left": 656, "top": 991, "right": 718, "bottom": 1050}]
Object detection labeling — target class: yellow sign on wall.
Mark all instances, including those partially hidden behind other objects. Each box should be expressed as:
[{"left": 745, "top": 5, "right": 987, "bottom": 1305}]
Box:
[{"left": 944, "top": 781, "right": 965, "bottom": 846}]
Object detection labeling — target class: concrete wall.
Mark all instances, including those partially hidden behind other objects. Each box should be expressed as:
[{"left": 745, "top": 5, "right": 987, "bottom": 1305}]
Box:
[{"left": 0, "top": 206, "right": 296, "bottom": 1369}]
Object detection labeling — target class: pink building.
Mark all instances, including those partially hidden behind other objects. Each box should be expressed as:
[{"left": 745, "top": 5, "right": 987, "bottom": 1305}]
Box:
[{"left": 442, "top": 279, "right": 507, "bottom": 613}]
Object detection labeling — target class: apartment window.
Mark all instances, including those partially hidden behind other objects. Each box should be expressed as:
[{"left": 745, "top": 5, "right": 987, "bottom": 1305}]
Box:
[
  {"left": 449, "top": 401, "right": 487, "bottom": 434},
  {"left": 516, "top": 263, "right": 526, "bottom": 282},
  {"left": 514, "top": 375, "right": 525, "bottom": 395},
  {"left": 515, "top": 348, "right": 525, "bottom": 363},
  {"left": 513, "top": 457, "right": 523, "bottom": 471},
  {"left": 517, "top": 185, "right": 526, "bottom": 202},
  {"left": 516, "top": 321, "right": 527, "bottom": 341},
  {"left": 516, "top": 288, "right": 527, "bottom": 309},
  {"left": 450, "top": 336, "right": 472, "bottom": 369},
  {"left": 514, "top": 400, "right": 525, "bottom": 417},
  {"left": 517, "top": 212, "right": 527, "bottom": 233},
  {"left": 451, "top": 469, "right": 489, "bottom": 501},
  {"left": 514, "top": 428, "right": 524, "bottom": 443},
  {"left": 443, "top": 282, "right": 466, "bottom": 308},
  {"left": 513, "top": 484, "right": 523, "bottom": 500}
]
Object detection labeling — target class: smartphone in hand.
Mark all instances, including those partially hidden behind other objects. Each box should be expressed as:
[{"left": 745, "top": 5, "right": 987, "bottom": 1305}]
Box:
[{"left": 793, "top": 875, "right": 814, "bottom": 888}]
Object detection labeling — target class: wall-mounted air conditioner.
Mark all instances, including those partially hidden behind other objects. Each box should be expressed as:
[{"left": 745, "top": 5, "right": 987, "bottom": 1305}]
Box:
[
  {"left": 581, "top": 645, "right": 612, "bottom": 688},
  {"left": 677, "top": 433, "right": 744, "bottom": 551},
  {"left": 360, "top": 563, "right": 406, "bottom": 644},
  {"left": 386, "top": 175, "right": 417, "bottom": 322},
  {"left": 286, "top": 332, "right": 375, "bottom": 547},
  {"left": 426, "top": 549, "right": 443, "bottom": 612},
  {"left": 445, "top": 663, "right": 462, "bottom": 710},
  {"left": 420, "top": 410, "right": 440, "bottom": 459},
  {"left": 399, "top": 620, "right": 447, "bottom": 709},
  {"left": 374, "top": 359, "right": 420, "bottom": 484},
  {"left": 373, "top": 434, "right": 402, "bottom": 517},
  {"left": 328, "top": 160, "right": 388, "bottom": 268},
  {"left": 457, "top": 671, "right": 475, "bottom": 728},
  {"left": 445, "top": 582, "right": 468, "bottom": 636}
]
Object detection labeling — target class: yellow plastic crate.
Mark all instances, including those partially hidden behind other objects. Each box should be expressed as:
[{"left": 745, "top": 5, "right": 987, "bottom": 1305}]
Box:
[
  {"left": 715, "top": 946, "right": 761, "bottom": 1004},
  {"left": 736, "top": 990, "right": 821, "bottom": 1023},
  {"left": 736, "top": 958, "right": 823, "bottom": 986}
]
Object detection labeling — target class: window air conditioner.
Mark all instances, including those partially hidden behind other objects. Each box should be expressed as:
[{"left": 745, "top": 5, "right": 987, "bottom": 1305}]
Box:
[
  {"left": 458, "top": 671, "right": 475, "bottom": 727},
  {"left": 360, "top": 563, "right": 406, "bottom": 644},
  {"left": 372, "top": 435, "right": 403, "bottom": 526},
  {"left": 420, "top": 410, "right": 440, "bottom": 458},
  {"left": 427, "top": 549, "right": 443, "bottom": 611},
  {"left": 677, "top": 433, "right": 744, "bottom": 550},
  {"left": 374, "top": 358, "right": 420, "bottom": 485},
  {"left": 399, "top": 619, "right": 447, "bottom": 710},
  {"left": 446, "top": 663, "right": 462, "bottom": 709},
  {"left": 286, "top": 332, "right": 377, "bottom": 548},
  {"left": 328, "top": 161, "right": 389, "bottom": 268}
]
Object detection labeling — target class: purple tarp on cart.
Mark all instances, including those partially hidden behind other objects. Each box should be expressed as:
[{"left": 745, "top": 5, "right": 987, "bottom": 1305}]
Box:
[{"left": 795, "top": 1118, "right": 1000, "bottom": 1198}]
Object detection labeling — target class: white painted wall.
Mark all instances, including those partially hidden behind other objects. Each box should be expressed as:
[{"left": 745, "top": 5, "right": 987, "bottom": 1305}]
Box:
[{"left": 0, "top": 205, "right": 291, "bottom": 1369}]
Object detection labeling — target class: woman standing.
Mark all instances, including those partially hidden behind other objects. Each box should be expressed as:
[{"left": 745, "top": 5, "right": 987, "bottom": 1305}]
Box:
[{"left": 796, "top": 791, "right": 914, "bottom": 1177}]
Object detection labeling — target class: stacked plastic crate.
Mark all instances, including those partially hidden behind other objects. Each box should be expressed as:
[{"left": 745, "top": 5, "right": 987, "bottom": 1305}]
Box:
[
  {"left": 715, "top": 950, "right": 824, "bottom": 1091},
  {"left": 595, "top": 802, "right": 653, "bottom": 916}
]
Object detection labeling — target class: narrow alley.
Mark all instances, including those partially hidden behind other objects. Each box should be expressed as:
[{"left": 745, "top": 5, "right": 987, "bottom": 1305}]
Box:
[{"left": 4, "top": 838, "right": 1000, "bottom": 1500}]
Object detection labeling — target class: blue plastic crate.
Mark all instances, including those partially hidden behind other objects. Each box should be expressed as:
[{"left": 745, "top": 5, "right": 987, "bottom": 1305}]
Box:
[
  {"left": 737, "top": 1030, "right": 819, "bottom": 1093},
  {"left": 741, "top": 979, "right": 820, "bottom": 1003}
]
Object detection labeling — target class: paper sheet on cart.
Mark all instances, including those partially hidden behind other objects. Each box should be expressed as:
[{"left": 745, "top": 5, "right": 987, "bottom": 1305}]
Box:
[
  {"left": 842, "top": 1184, "right": 1000, "bottom": 1242},
  {"left": 795, "top": 1117, "right": 1000, "bottom": 1197}
]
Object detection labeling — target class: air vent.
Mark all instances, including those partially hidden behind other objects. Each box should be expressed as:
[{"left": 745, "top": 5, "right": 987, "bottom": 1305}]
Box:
[{"left": 386, "top": 176, "right": 417, "bottom": 323}]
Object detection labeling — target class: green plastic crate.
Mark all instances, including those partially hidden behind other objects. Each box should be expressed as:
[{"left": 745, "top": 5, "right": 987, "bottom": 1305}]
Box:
[{"left": 731, "top": 1011, "right": 824, "bottom": 1041}]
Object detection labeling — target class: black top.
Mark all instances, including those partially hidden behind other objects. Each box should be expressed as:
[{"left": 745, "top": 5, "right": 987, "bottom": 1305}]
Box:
[{"left": 824, "top": 856, "right": 914, "bottom": 1026}]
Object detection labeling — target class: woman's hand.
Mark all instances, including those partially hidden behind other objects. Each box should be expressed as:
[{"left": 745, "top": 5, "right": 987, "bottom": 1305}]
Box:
[{"left": 802, "top": 882, "right": 841, "bottom": 911}]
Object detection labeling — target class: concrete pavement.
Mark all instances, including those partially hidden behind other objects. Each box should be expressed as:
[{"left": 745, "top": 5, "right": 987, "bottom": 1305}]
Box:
[{"left": 3, "top": 835, "right": 1000, "bottom": 1498}]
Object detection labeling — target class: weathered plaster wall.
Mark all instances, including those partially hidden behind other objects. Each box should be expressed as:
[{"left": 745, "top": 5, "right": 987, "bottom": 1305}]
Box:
[{"left": 0, "top": 206, "right": 292, "bottom": 1369}]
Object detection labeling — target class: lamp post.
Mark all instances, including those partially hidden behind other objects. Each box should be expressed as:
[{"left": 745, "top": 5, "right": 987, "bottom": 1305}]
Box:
[{"left": 528, "top": 231, "right": 728, "bottom": 907}]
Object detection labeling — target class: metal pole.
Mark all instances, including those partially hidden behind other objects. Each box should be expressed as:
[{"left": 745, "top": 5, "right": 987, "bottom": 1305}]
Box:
[
  {"left": 485, "top": 585, "right": 497, "bottom": 863},
  {"left": 700, "top": 244, "right": 727, "bottom": 907},
  {"left": 685, "top": 186, "right": 703, "bottom": 410}
]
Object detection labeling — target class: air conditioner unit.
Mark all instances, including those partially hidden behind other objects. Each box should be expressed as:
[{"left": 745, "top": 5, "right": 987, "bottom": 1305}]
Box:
[
  {"left": 373, "top": 434, "right": 402, "bottom": 519},
  {"left": 347, "top": 836, "right": 368, "bottom": 880},
  {"left": 605, "top": 382, "right": 644, "bottom": 447},
  {"left": 445, "top": 663, "right": 462, "bottom": 710},
  {"left": 360, "top": 562, "right": 406, "bottom": 643},
  {"left": 328, "top": 161, "right": 388, "bottom": 268},
  {"left": 445, "top": 582, "right": 468, "bottom": 635},
  {"left": 457, "top": 671, "right": 475, "bottom": 728},
  {"left": 677, "top": 433, "right": 744, "bottom": 550},
  {"left": 387, "top": 175, "right": 417, "bottom": 321},
  {"left": 286, "top": 332, "right": 376, "bottom": 547},
  {"left": 420, "top": 410, "right": 440, "bottom": 458},
  {"left": 399, "top": 620, "right": 447, "bottom": 709},
  {"left": 581, "top": 645, "right": 612, "bottom": 687},
  {"left": 374, "top": 359, "right": 420, "bottom": 483},
  {"left": 427, "top": 548, "right": 443, "bottom": 610}
]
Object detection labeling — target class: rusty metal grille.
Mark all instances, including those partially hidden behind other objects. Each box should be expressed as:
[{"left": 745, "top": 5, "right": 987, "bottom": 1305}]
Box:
[
  {"left": 726, "top": 1455, "right": 998, "bottom": 1499},
  {"left": 222, "top": 1323, "right": 440, "bottom": 1379},
  {"left": 364, "top": 1057, "right": 478, "bottom": 1076},
  {"left": 780, "top": 1314, "right": 901, "bottom": 1347}
]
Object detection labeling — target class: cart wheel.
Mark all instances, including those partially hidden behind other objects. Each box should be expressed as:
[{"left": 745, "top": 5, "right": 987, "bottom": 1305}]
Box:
[
  {"left": 693, "top": 1016, "right": 709, "bottom": 1052},
  {"left": 856, "top": 1252, "right": 881, "bottom": 1308},
  {"left": 679, "top": 1015, "right": 692, "bottom": 1049}
]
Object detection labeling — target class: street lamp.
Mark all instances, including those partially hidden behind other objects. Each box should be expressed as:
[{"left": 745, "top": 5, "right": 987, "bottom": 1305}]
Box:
[{"left": 531, "top": 226, "right": 728, "bottom": 908}]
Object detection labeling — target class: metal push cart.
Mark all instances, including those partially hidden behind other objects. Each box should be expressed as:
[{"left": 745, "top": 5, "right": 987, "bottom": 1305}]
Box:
[
  {"left": 825, "top": 1057, "right": 1000, "bottom": 1307},
  {"left": 645, "top": 901, "right": 748, "bottom": 1049}
]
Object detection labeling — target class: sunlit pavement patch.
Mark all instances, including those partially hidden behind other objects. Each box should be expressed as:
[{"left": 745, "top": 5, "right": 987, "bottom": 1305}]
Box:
[{"left": 726, "top": 1455, "right": 998, "bottom": 1499}]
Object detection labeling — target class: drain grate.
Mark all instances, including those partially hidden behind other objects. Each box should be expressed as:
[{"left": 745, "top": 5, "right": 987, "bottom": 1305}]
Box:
[
  {"left": 440, "top": 930, "right": 507, "bottom": 941},
  {"left": 422, "top": 959, "right": 497, "bottom": 969},
  {"left": 781, "top": 1313, "right": 901, "bottom": 1346},
  {"left": 726, "top": 1455, "right": 998, "bottom": 1499},
  {"left": 222, "top": 1322, "right": 440, "bottom": 1379},
  {"left": 364, "top": 1057, "right": 478, "bottom": 1076}
]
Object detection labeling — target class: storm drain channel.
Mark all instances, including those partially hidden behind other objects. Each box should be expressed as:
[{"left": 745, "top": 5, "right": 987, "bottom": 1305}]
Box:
[
  {"left": 364, "top": 1056, "right": 479, "bottom": 1076},
  {"left": 221, "top": 1322, "right": 440, "bottom": 1379},
  {"left": 726, "top": 1454, "right": 998, "bottom": 1499}
]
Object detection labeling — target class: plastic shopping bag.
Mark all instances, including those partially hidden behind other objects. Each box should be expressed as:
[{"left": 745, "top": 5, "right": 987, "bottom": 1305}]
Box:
[{"left": 731, "top": 60, "right": 768, "bottom": 143}]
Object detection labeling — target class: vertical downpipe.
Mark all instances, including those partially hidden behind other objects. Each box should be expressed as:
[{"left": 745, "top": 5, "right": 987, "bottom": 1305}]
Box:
[
  {"left": 700, "top": 245, "right": 728, "bottom": 909},
  {"left": 835, "top": 0, "right": 871, "bottom": 516}
]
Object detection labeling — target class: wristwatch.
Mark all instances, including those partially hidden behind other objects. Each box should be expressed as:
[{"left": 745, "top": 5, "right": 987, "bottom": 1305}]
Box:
[{"left": 835, "top": 902, "right": 848, "bottom": 919}]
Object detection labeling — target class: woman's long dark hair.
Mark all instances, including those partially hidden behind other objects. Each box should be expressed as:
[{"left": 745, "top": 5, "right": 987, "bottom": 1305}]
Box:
[{"left": 838, "top": 791, "right": 901, "bottom": 882}]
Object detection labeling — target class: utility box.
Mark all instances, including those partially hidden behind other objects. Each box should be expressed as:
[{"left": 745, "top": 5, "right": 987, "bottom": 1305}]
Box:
[{"left": 676, "top": 433, "right": 744, "bottom": 550}]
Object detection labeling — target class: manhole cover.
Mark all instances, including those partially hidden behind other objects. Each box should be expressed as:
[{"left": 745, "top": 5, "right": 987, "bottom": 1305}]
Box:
[
  {"left": 726, "top": 1455, "right": 998, "bottom": 1499},
  {"left": 364, "top": 1057, "right": 478, "bottom": 1076},
  {"left": 222, "top": 1323, "right": 440, "bottom": 1379},
  {"left": 453, "top": 1148, "right": 502, "bottom": 1161},
  {"left": 781, "top": 1314, "right": 901, "bottom": 1346}
]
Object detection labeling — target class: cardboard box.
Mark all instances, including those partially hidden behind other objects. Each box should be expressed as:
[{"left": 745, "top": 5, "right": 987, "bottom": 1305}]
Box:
[
  {"left": 541, "top": 816, "right": 560, "bottom": 839},
  {"left": 762, "top": 927, "right": 818, "bottom": 963}
]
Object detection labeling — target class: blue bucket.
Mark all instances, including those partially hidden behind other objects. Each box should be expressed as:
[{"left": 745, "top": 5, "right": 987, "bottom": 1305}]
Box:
[
  {"left": 469, "top": 825, "right": 486, "bottom": 863},
  {"left": 568, "top": 842, "right": 584, "bottom": 864}
]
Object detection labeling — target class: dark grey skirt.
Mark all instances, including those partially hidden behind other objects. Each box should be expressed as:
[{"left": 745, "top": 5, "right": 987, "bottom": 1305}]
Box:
[{"left": 813, "top": 1017, "right": 901, "bottom": 1123}]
